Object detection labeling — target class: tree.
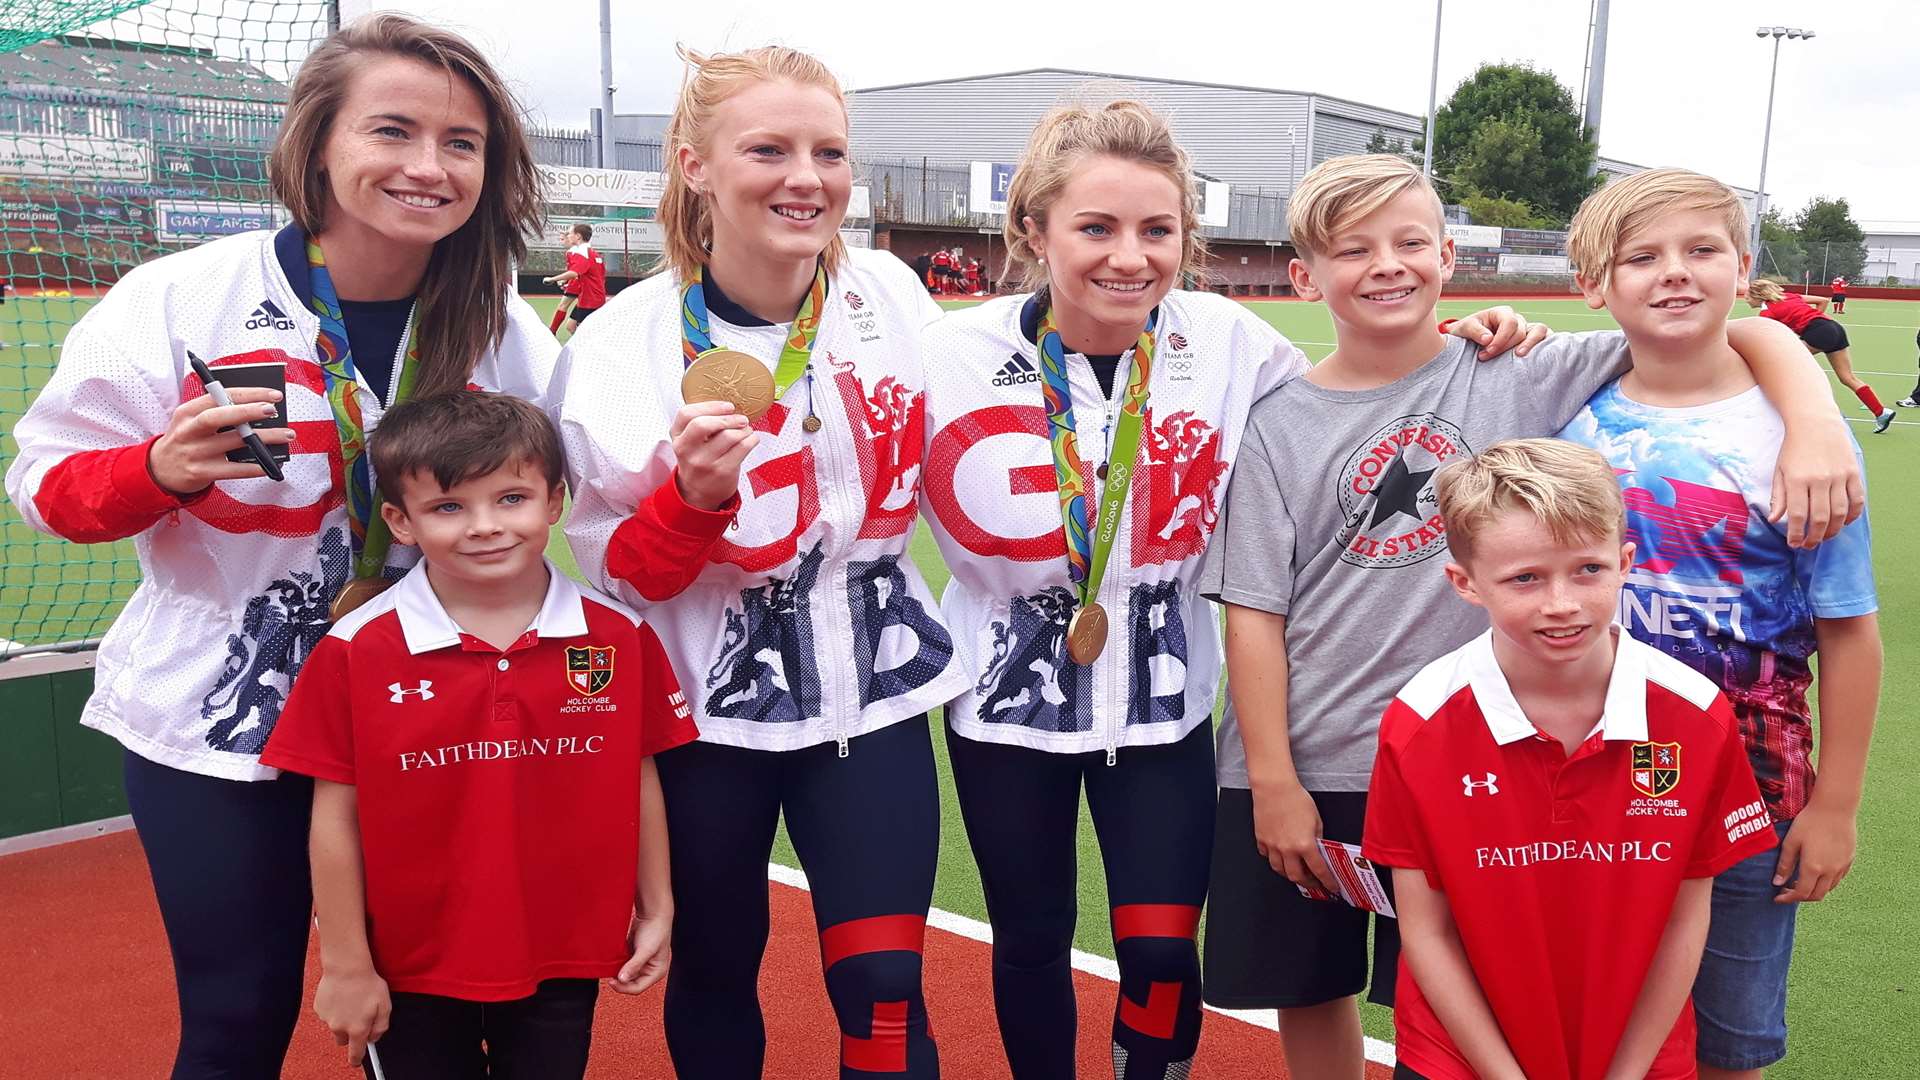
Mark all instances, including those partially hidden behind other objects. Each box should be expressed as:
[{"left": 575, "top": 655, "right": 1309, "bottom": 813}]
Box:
[
  {"left": 1428, "top": 63, "right": 1601, "bottom": 221},
  {"left": 1792, "top": 197, "right": 1867, "bottom": 281},
  {"left": 1363, "top": 130, "right": 1422, "bottom": 168},
  {"left": 1755, "top": 208, "right": 1806, "bottom": 280},
  {"left": 1458, "top": 190, "right": 1551, "bottom": 229}
]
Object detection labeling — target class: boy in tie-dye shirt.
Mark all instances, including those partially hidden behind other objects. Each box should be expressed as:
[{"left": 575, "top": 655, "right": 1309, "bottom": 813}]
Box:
[{"left": 1557, "top": 169, "right": 1881, "bottom": 1080}]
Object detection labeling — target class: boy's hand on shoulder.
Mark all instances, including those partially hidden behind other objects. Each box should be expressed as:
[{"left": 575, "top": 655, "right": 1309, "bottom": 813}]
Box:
[
  {"left": 671, "top": 401, "right": 757, "bottom": 512},
  {"left": 1449, "top": 306, "right": 1551, "bottom": 359},
  {"left": 315, "top": 966, "right": 390, "bottom": 1068},
  {"left": 1771, "top": 417, "right": 1863, "bottom": 548},
  {"left": 1773, "top": 804, "right": 1858, "bottom": 903},
  {"left": 1251, "top": 780, "right": 1341, "bottom": 895},
  {"left": 612, "top": 911, "right": 673, "bottom": 995}
]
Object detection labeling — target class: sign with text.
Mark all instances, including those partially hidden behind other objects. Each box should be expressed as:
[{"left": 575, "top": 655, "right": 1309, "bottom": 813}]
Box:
[
  {"left": 1446, "top": 223, "right": 1504, "bottom": 248},
  {"left": 0, "top": 134, "right": 149, "bottom": 182},
  {"left": 155, "top": 200, "right": 288, "bottom": 241},
  {"left": 1497, "top": 253, "right": 1572, "bottom": 274},
  {"left": 538, "top": 164, "right": 665, "bottom": 209},
  {"left": 969, "top": 161, "right": 1016, "bottom": 216}
]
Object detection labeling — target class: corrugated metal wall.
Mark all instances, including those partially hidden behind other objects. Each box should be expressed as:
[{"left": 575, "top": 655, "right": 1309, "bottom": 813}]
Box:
[
  {"left": 849, "top": 70, "right": 1314, "bottom": 191},
  {"left": 1310, "top": 97, "right": 1426, "bottom": 165}
]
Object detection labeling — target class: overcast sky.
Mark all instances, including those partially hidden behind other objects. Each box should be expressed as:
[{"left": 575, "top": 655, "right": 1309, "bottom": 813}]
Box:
[{"left": 348, "top": 0, "right": 1919, "bottom": 228}]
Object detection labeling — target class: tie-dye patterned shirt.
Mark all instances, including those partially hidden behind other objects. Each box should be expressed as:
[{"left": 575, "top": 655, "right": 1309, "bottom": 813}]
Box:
[{"left": 1558, "top": 379, "right": 1878, "bottom": 820}]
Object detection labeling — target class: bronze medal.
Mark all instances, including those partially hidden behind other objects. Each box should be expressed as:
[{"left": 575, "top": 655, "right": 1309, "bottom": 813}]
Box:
[
  {"left": 681, "top": 348, "right": 776, "bottom": 419},
  {"left": 803, "top": 414, "right": 823, "bottom": 432},
  {"left": 329, "top": 576, "right": 392, "bottom": 622},
  {"left": 1065, "top": 602, "right": 1109, "bottom": 665}
]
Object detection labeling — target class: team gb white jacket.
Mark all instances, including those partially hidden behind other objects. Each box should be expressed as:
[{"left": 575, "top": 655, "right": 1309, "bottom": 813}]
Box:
[
  {"left": 5, "top": 228, "right": 557, "bottom": 781},
  {"left": 550, "top": 246, "right": 968, "bottom": 754},
  {"left": 920, "top": 290, "right": 1308, "bottom": 759}
]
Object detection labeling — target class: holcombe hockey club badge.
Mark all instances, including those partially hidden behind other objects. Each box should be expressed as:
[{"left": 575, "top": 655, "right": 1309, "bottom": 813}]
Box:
[
  {"left": 1631, "top": 741, "right": 1681, "bottom": 798},
  {"left": 565, "top": 645, "right": 616, "bottom": 695}
]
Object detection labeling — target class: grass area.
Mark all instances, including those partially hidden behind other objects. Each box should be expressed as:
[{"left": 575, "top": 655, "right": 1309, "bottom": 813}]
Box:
[{"left": 7, "top": 292, "right": 1916, "bottom": 1072}]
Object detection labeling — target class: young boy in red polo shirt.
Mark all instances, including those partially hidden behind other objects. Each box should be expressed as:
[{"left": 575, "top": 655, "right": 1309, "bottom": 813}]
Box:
[
  {"left": 545, "top": 223, "right": 608, "bottom": 341},
  {"left": 262, "top": 391, "right": 697, "bottom": 1077},
  {"left": 1364, "top": 438, "right": 1777, "bottom": 1080}
]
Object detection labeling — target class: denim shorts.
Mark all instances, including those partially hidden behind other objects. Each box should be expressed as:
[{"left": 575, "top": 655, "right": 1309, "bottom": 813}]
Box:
[{"left": 1693, "top": 821, "right": 1798, "bottom": 1070}]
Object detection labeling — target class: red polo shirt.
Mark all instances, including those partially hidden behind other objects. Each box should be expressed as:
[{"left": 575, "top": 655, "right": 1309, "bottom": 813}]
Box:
[
  {"left": 262, "top": 562, "right": 696, "bottom": 1001},
  {"left": 566, "top": 243, "right": 607, "bottom": 308},
  {"left": 1364, "top": 630, "right": 1774, "bottom": 1080}
]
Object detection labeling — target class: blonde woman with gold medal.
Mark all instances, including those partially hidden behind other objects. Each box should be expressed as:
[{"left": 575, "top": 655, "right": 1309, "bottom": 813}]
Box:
[
  {"left": 4, "top": 16, "right": 554, "bottom": 1077},
  {"left": 916, "top": 100, "right": 1544, "bottom": 1079},
  {"left": 549, "top": 46, "right": 963, "bottom": 1080}
]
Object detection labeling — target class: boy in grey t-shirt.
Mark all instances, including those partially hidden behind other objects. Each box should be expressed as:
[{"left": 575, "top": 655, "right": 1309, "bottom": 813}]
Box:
[{"left": 1197, "top": 153, "right": 1856, "bottom": 1080}]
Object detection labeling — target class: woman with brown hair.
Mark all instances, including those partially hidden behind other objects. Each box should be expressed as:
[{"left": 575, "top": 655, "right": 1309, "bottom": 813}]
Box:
[
  {"left": 4, "top": 14, "right": 553, "bottom": 1077},
  {"left": 550, "top": 44, "right": 960, "bottom": 1080}
]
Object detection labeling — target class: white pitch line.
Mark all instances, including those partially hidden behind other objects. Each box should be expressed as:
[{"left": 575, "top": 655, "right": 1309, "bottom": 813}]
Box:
[{"left": 765, "top": 861, "right": 1398, "bottom": 1068}]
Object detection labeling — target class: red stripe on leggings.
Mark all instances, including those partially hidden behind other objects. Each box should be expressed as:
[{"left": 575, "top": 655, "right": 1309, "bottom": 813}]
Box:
[
  {"left": 842, "top": 1000, "right": 909, "bottom": 1073},
  {"left": 1110, "top": 903, "right": 1200, "bottom": 942},
  {"left": 819, "top": 914, "right": 926, "bottom": 970},
  {"left": 1118, "top": 980, "right": 1183, "bottom": 1040}
]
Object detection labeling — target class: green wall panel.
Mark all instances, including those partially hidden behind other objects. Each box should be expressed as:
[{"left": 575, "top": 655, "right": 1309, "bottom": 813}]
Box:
[
  {"left": 49, "top": 668, "right": 125, "bottom": 826},
  {"left": 0, "top": 675, "right": 61, "bottom": 837}
]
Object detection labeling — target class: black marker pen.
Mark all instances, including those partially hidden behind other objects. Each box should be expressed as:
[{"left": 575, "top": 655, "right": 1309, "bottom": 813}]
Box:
[{"left": 188, "top": 353, "right": 285, "bottom": 482}]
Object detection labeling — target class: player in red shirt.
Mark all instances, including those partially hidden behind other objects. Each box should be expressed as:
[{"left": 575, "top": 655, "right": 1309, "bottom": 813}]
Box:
[
  {"left": 1828, "top": 275, "right": 1847, "bottom": 314},
  {"left": 963, "top": 256, "right": 982, "bottom": 294},
  {"left": 1364, "top": 440, "right": 1775, "bottom": 1080},
  {"left": 929, "top": 246, "right": 953, "bottom": 294},
  {"left": 545, "top": 223, "right": 608, "bottom": 340},
  {"left": 262, "top": 392, "right": 696, "bottom": 1077},
  {"left": 1746, "top": 279, "right": 1894, "bottom": 431}
]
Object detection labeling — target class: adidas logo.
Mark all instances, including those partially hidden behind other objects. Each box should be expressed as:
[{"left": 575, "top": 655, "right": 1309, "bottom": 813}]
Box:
[
  {"left": 245, "top": 299, "right": 295, "bottom": 331},
  {"left": 993, "top": 352, "right": 1041, "bottom": 387}
]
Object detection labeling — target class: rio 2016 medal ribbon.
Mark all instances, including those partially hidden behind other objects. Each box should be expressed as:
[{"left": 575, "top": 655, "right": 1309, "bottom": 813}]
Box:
[
  {"left": 306, "top": 240, "right": 418, "bottom": 622},
  {"left": 679, "top": 261, "right": 827, "bottom": 421},
  {"left": 1037, "top": 304, "right": 1157, "bottom": 665}
]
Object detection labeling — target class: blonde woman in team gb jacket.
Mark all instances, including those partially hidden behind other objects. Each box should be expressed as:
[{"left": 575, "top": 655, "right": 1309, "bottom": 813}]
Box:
[
  {"left": 547, "top": 46, "right": 961, "bottom": 1080},
  {"left": 917, "top": 99, "right": 1545, "bottom": 1080}
]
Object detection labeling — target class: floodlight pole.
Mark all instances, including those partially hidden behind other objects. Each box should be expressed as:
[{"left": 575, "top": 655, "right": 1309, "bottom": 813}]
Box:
[
  {"left": 1751, "top": 27, "right": 1813, "bottom": 275},
  {"left": 1422, "top": 0, "right": 1443, "bottom": 178},
  {"left": 599, "top": 0, "right": 616, "bottom": 170}
]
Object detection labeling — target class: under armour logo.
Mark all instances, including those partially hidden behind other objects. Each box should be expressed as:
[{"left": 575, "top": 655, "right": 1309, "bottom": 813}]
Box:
[
  {"left": 1462, "top": 773, "right": 1499, "bottom": 796},
  {"left": 389, "top": 681, "right": 435, "bottom": 703}
]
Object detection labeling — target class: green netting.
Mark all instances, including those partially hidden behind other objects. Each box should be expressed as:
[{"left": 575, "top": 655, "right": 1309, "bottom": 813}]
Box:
[
  {"left": 0, "top": 0, "right": 334, "bottom": 657},
  {"left": 0, "top": 1, "right": 152, "bottom": 54}
]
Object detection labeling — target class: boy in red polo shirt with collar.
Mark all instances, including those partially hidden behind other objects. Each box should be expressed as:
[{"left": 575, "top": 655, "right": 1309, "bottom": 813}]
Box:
[
  {"left": 263, "top": 390, "right": 697, "bottom": 1078},
  {"left": 1364, "top": 439, "right": 1776, "bottom": 1080}
]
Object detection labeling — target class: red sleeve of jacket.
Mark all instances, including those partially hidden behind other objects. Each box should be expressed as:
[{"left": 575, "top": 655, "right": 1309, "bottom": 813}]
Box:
[
  {"left": 32, "top": 435, "right": 204, "bottom": 543},
  {"left": 606, "top": 470, "right": 738, "bottom": 602}
]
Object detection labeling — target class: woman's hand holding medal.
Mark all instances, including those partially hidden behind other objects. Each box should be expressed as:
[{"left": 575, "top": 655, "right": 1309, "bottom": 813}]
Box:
[{"left": 670, "top": 400, "right": 758, "bottom": 511}]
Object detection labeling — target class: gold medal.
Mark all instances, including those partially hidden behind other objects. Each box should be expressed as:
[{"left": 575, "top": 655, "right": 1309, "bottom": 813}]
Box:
[
  {"left": 681, "top": 348, "right": 776, "bottom": 419},
  {"left": 329, "top": 576, "right": 392, "bottom": 622},
  {"left": 1065, "top": 602, "right": 1109, "bottom": 665}
]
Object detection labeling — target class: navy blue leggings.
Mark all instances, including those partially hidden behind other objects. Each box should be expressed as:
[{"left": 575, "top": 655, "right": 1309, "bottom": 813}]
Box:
[
  {"left": 946, "top": 722, "right": 1215, "bottom": 1080},
  {"left": 656, "top": 716, "right": 940, "bottom": 1079},
  {"left": 123, "top": 749, "right": 313, "bottom": 1080}
]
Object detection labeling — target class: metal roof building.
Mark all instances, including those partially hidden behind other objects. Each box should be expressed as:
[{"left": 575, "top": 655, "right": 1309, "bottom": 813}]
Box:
[
  {"left": 850, "top": 67, "right": 1424, "bottom": 197},
  {"left": 849, "top": 68, "right": 1766, "bottom": 243}
]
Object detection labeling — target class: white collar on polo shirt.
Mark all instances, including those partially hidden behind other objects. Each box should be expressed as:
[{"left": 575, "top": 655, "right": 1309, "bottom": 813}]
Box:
[
  {"left": 1461, "top": 626, "right": 1651, "bottom": 746},
  {"left": 392, "top": 559, "right": 589, "bottom": 655}
]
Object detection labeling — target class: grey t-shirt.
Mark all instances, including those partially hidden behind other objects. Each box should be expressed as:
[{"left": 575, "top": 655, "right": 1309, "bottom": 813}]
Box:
[{"left": 1202, "top": 332, "right": 1631, "bottom": 791}]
